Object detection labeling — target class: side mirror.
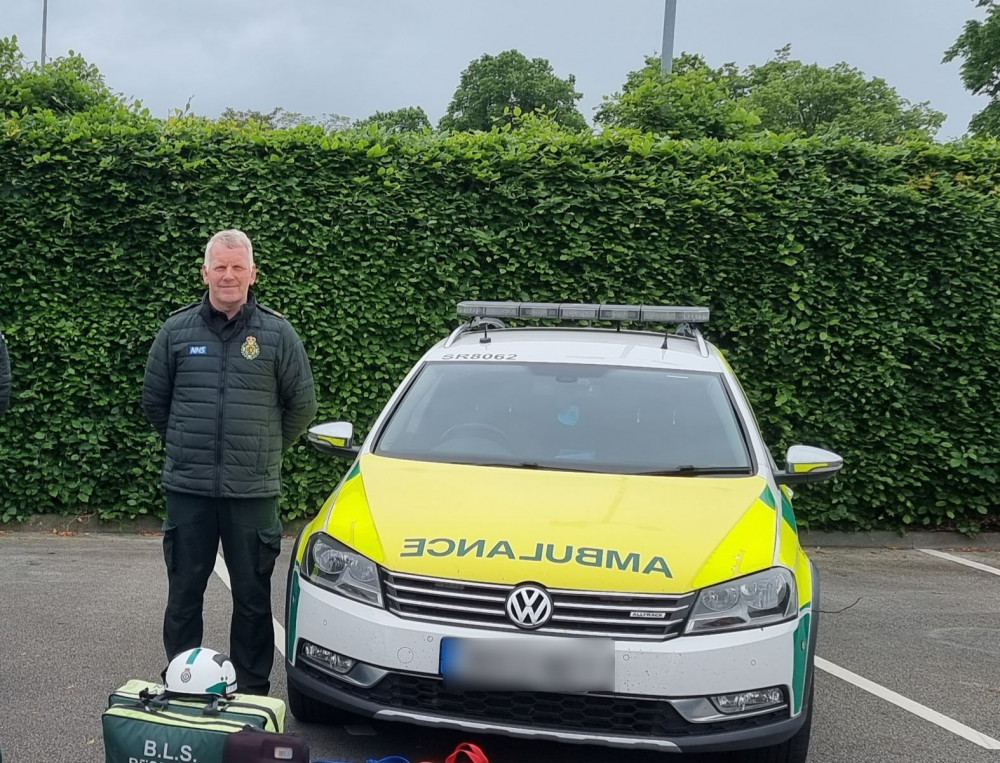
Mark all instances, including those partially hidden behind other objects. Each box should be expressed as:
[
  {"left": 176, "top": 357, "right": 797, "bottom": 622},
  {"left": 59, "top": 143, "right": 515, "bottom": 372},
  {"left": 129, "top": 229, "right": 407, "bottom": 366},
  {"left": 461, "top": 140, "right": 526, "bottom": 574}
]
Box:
[
  {"left": 307, "top": 422, "right": 360, "bottom": 459},
  {"left": 774, "top": 445, "right": 843, "bottom": 485}
]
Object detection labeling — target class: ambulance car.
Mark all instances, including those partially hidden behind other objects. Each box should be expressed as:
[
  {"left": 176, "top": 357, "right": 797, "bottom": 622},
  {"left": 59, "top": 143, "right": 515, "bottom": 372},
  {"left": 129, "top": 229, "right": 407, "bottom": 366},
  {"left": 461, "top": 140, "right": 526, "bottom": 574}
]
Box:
[{"left": 284, "top": 302, "right": 841, "bottom": 761}]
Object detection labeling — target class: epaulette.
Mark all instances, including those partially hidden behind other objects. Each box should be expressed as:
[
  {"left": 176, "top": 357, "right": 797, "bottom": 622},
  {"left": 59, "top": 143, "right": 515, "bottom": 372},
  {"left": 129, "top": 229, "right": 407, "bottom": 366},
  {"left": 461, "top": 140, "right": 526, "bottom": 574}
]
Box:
[
  {"left": 169, "top": 302, "right": 200, "bottom": 316},
  {"left": 257, "top": 303, "right": 286, "bottom": 320}
]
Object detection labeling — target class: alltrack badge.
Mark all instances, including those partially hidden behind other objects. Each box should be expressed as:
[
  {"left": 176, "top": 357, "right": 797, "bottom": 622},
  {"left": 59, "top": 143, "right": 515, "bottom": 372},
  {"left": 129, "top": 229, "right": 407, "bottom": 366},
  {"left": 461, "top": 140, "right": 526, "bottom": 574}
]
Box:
[{"left": 241, "top": 335, "right": 260, "bottom": 360}]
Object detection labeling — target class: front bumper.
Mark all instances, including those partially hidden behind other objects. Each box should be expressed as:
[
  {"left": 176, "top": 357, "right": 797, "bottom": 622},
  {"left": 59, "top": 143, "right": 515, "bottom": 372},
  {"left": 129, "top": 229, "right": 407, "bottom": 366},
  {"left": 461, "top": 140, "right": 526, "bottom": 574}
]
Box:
[{"left": 287, "top": 572, "right": 812, "bottom": 754}]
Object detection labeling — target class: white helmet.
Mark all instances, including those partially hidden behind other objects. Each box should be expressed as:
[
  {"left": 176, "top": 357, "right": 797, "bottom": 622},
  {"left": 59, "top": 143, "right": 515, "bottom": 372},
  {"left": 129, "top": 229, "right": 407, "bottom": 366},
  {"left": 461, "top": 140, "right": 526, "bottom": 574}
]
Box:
[{"left": 164, "top": 648, "right": 237, "bottom": 696}]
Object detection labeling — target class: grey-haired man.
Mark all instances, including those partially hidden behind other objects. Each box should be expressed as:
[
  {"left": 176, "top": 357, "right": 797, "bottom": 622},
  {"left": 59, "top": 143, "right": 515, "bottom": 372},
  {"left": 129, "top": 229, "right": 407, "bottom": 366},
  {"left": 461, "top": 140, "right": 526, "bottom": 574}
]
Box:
[{"left": 142, "top": 229, "right": 317, "bottom": 695}]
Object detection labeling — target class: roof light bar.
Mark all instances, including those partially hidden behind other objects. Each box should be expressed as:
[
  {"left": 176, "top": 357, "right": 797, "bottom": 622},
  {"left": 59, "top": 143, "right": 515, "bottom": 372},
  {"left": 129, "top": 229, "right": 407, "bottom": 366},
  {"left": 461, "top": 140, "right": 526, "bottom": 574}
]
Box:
[
  {"left": 456, "top": 301, "right": 521, "bottom": 318},
  {"left": 599, "top": 305, "right": 642, "bottom": 321},
  {"left": 640, "top": 306, "right": 710, "bottom": 323},
  {"left": 558, "top": 304, "right": 601, "bottom": 320},
  {"left": 516, "top": 302, "right": 561, "bottom": 319},
  {"left": 456, "top": 301, "right": 709, "bottom": 324}
]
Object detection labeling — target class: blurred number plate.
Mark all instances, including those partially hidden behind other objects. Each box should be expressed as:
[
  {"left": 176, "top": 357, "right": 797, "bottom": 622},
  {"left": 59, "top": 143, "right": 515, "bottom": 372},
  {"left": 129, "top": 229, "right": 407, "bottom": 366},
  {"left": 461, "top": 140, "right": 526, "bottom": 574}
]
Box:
[{"left": 440, "top": 637, "right": 614, "bottom": 692}]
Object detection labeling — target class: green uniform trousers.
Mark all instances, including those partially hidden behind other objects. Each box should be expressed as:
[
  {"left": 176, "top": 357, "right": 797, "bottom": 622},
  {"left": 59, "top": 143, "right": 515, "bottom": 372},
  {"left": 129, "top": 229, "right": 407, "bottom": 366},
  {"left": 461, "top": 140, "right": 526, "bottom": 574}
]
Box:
[{"left": 162, "top": 490, "right": 282, "bottom": 694}]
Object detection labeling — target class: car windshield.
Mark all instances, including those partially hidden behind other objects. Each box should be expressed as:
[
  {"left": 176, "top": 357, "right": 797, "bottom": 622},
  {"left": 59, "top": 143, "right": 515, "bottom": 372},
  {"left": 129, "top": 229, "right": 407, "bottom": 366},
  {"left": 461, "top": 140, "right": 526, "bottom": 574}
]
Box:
[{"left": 374, "top": 361, "right": 753, "bottom": 475}]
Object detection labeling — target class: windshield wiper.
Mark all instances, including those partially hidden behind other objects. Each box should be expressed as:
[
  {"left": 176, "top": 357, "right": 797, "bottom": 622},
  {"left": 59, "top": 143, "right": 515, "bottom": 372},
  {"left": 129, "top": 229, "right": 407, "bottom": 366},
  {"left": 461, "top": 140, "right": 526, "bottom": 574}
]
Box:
[
  {"left": 476, "top": 462, "right": 593, "bottom": 473},
  {"left": 631, "top": 466, "right": 754, "bottom": 477}
]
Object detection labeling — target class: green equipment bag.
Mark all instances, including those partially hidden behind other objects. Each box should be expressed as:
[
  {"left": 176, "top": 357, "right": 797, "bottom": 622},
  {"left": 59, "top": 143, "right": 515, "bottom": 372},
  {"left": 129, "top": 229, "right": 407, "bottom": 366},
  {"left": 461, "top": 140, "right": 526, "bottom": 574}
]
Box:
[{"left": 102, "top": 679, "right": 286, "bottom": 763}]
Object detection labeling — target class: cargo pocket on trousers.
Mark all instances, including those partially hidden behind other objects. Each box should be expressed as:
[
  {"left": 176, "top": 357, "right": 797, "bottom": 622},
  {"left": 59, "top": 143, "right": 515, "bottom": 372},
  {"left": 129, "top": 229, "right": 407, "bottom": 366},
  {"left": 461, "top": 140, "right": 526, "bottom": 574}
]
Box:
[
  {"left": 162, "top": 521, "right": 178, "bottom": 573},
  {"left": 256, "top": 526, "right": 282, "bottom": 577}
]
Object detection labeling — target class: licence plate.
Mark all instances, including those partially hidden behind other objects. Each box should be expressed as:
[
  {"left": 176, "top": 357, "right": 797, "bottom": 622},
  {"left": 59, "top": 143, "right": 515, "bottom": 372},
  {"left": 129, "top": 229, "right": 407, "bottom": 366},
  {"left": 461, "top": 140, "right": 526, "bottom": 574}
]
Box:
[{"left": 440, "top": 637, "right": 614, "bottom": 692}]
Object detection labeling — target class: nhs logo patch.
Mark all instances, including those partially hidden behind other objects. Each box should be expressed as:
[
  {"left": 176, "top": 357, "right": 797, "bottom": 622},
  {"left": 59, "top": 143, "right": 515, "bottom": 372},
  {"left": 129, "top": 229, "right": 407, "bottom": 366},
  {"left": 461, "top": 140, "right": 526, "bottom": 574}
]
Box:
[{"left": 188, "top": 345, "right": 208, "bottom": 356}]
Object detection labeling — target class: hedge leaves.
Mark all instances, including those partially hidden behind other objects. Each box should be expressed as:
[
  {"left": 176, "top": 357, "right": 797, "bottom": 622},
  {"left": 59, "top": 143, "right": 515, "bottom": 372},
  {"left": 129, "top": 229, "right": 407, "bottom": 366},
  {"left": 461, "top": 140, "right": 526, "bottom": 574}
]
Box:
[{"left": 1, "top": 113, "right": 998, "bottom": 531}]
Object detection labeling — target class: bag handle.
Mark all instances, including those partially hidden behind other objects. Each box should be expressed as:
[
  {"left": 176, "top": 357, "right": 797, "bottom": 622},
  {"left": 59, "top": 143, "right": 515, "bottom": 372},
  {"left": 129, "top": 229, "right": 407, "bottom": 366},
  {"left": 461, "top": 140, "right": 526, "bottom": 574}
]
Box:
[
  {"left": 139, "top": 687, "right": 167, "bottom": 705},
  {"left": 135, "top": 689, "right": 279, "bottom": 731},
  {"left": 220, "top": 699, "right": 280, "bottom": 731},
  {"left": 137, "top": 687, "right": 170, "bottom": 710},
  {"left": 445, "top": 742, "right": 489, "bottom": 763}
]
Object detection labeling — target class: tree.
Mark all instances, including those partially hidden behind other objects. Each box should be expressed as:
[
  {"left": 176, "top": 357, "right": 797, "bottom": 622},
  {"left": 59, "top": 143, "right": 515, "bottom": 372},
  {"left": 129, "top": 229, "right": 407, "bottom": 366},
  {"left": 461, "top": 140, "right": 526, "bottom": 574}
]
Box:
[
  {"left": 219, "top": 107, "right": 353, "bottom": 132},
  {"left": 219, "top": 107, "right": 315, "bottom": 129},
  {"left": 595, "top": 54, "right": 760, "bottom": 139},
  {"left": 439, "top": 49, "right": 587, "bottom": 132},
  {"left": 597, "top": 47, "right": 944, "bottom": 143},
  {"left": 944, "top": 0, "right": 1000, "bottom": 137},
  {"left": 0, "top": 35, "right": 126, "bottom": 115},
  {"left": 320, "top": 113, "right": 354, "bottom": 132},
  {"left": 355, "top": 106, "right": 431, "bottom": 133},
  {"left": 741, "top": 46, "right": 944, "bottom": 142},
  {"left": 219, "top": 107, "right": 282, "bottom": 128}
]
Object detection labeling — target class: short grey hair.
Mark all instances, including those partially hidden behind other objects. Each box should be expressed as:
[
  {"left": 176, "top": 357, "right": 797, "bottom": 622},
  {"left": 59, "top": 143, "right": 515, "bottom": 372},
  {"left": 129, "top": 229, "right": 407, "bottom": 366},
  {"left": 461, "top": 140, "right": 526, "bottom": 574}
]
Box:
[{"left": 204, "top": 229, "right": 254, "bottom": 266}]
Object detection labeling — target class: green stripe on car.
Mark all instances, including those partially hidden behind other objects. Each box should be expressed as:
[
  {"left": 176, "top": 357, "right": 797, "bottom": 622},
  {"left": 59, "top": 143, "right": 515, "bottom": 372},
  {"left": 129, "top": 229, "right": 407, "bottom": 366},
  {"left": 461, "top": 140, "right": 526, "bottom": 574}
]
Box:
[
  {"left": 760, "top": 485, "right": 776, "bottom": 509},
  {"left": 287, "top": 563, "right": 301, "bottom": 659},
  {"left": 780, "top": 492, "right": 797, "bottom": 533},
  {"left": 791, "top": 610, "right": 811, "bottom": 714}
]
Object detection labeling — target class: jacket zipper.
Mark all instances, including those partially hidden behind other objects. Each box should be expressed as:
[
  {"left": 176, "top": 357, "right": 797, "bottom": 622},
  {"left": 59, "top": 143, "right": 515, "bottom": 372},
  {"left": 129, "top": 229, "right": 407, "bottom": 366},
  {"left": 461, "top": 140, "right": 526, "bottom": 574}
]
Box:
[{"left": 215, "top": 339, "right": 230, "bottom": 496}]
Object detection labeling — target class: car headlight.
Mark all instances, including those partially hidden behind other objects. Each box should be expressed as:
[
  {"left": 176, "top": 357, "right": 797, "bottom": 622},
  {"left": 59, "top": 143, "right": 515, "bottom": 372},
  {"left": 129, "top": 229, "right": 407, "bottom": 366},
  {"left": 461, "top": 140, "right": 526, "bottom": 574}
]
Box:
[
  {"left": 685, "top": 568, "right": 796, "bottom": 635},
  {"left": 304, "top": 533, "right": 383, "bottom": 608}
]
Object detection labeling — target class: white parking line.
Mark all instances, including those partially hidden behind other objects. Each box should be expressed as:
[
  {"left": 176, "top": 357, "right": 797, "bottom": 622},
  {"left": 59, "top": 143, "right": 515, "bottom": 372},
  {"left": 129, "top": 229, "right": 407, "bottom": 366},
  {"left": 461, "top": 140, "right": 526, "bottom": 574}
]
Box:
[
  {"left": 213, "top": 554, "right": 287, "bottom": 657},
  {"left": 213, "top": 555, "right": 1000, "bottom": 749},
  {"left": 918, "top": 548, "right": 1000, "bottom": 577},
  {"left": 816, "top": 657, "right": 1000, "bottom": 750}
]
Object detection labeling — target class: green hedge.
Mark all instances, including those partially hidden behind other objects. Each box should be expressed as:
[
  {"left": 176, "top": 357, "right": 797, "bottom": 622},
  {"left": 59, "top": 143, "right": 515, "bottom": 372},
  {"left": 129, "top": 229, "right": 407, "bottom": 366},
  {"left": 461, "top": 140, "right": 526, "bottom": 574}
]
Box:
[{"left": 1, "top": 111, "right": 998, "bottom": 531}]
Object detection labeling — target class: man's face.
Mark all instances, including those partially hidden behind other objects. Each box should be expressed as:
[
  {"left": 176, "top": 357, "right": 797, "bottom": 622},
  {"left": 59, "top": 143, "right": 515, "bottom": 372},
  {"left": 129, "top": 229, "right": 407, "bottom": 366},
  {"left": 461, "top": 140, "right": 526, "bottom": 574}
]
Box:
[{"left": 202, "top": 244, "right": 257, "bottom": 316}]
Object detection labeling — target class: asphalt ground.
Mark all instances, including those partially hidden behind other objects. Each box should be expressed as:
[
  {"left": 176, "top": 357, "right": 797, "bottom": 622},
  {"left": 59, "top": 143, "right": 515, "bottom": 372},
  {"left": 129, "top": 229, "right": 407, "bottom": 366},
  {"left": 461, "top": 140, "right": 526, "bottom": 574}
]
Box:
[{"left": 1, "top": 533, "right": 999, "bottom": 763}]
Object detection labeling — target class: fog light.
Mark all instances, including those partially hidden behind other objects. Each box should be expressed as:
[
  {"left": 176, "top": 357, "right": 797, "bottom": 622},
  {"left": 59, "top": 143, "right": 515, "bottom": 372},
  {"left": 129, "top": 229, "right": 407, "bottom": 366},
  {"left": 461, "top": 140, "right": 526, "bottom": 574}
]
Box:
[
  {"left": 302, "top": 642, "right": 357, "bottom": 674},
  {"left": 711, "top": 687, "right": 784, "bottom": 714}
]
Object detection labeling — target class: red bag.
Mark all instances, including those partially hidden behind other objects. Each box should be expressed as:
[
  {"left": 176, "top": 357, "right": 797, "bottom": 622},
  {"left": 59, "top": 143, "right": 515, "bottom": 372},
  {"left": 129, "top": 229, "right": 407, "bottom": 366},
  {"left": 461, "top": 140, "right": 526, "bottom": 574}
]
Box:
[
  {"left": 445, "top": 742, "right": 489, "bottom": 763},
  {"left": 222, "top": 726, "right": 310, "bottom": 761}
]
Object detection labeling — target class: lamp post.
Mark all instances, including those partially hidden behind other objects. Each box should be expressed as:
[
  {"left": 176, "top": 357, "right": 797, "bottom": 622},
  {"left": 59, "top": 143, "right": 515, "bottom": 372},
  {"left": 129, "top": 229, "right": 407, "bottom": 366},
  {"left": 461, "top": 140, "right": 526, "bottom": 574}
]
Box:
[
  {"left": 661, "top": 0, "right": 677, "bottom": 74},
  {"left": 41, "top": 0, "right": 48, "bottom": 65}
]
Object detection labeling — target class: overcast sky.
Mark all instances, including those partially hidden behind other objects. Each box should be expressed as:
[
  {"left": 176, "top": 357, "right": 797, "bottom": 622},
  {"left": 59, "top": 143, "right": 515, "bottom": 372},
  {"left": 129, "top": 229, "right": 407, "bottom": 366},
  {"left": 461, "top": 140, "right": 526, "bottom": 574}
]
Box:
[{"left": 5, "top": 1, "right": 990, "bottom": 140}]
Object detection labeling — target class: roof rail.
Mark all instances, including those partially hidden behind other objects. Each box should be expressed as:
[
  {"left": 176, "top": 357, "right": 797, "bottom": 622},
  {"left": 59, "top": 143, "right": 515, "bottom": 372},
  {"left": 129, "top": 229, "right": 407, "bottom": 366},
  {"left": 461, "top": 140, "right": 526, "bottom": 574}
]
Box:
[
  {"left": 443, "top": 316, "right": 507, "bottom": 348},
  {"left": 673, "top": 322, "right": 709, "bottom": 358}
]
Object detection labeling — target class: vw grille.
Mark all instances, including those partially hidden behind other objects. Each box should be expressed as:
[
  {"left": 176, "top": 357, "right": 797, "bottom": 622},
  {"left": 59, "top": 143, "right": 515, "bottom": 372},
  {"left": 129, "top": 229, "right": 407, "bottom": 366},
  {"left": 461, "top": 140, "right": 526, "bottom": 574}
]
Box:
[{"left": 382, "top": 571, "right": 695, "bottom": 640}]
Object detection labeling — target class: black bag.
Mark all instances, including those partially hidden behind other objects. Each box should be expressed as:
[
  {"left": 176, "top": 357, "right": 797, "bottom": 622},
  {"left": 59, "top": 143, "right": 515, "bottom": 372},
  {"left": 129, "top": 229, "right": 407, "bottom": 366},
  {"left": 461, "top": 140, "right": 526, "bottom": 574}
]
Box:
[{"left": 223, "top": 727, "right": 310, "bottom": 761}]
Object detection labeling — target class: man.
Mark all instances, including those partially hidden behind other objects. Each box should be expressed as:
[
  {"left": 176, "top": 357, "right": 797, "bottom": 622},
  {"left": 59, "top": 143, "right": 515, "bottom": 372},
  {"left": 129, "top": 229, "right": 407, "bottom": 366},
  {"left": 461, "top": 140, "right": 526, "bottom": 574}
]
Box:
[
  {"left": 142, "top": 229, "right": 317, "bottom": 695},
  {"left": 0, "top": 329, "right": 9, "bottom": 417}
]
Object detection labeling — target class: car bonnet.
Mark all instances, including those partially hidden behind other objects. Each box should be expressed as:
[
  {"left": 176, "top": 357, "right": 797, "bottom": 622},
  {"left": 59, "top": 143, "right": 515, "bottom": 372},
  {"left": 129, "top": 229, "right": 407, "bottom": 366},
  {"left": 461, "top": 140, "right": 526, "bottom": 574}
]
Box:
[{"left": 307, "top": 454, "right": 780, "bottom": 594}]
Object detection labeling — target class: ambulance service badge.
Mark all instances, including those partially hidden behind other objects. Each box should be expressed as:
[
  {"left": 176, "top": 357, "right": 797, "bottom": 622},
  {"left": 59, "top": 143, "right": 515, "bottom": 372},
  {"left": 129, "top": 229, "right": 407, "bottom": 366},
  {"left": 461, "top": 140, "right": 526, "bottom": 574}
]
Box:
[{"left": 241, "top": 336, "right": 260, "bottom": 360}]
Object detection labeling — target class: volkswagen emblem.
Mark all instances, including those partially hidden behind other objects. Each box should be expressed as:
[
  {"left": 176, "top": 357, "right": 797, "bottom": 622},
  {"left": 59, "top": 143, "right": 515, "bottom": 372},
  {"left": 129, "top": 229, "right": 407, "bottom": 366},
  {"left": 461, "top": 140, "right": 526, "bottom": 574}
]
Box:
[{"left": 505, "top": 584, "right": 553, "bottom": 629}]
